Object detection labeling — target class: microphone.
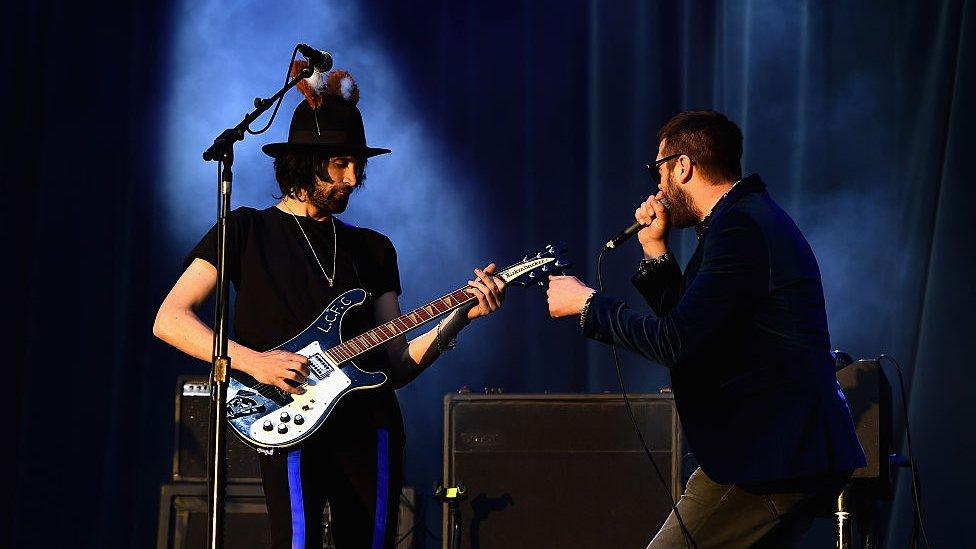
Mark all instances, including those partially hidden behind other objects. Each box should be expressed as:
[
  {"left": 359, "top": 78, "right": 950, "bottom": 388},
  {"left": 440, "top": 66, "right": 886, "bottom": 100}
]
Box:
[
  {"left": 296, "top": 43, "right": 334, "bottom": 73},
  {"left": 603, "top": 197, "right": 670, "bottom": 251}
]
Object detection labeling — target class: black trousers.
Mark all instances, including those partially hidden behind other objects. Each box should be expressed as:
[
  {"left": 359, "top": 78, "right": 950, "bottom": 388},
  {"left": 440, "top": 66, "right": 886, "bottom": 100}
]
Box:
[{"left": 259, "top": 427, "right": 404, "bottom": 548}]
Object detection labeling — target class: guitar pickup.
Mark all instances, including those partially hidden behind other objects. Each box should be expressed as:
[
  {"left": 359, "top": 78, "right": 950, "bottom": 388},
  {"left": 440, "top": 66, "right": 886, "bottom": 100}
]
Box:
[{"left": 308, "top": 353, "right": 335, "bottom": 379}]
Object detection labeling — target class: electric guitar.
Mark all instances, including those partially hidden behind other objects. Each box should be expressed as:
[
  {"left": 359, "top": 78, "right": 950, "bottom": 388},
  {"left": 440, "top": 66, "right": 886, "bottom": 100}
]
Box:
[{"left": 225, "top": 243, "right": 571, "bottom": 452}]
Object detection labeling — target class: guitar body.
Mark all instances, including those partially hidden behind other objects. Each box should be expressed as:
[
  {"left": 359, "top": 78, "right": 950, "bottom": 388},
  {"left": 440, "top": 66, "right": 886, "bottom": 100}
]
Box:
[{"left": 226, "top": 288, "right": 387, "bottom": 452}]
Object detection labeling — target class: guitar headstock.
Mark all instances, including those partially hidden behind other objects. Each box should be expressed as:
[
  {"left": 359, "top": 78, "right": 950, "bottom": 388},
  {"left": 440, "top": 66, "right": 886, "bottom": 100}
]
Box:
[{"left": 497, "top": 242, "right": 572, "bottom": 288}]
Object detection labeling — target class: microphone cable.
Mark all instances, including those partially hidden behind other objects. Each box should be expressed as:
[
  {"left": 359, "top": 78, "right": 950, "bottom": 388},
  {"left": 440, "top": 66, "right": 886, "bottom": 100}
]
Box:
[
  {"left": 246, "top": 45, "right": 301, "bottom": 136},
  {"left": 596, "top": 248, "right": 698, "bottom": 549}
]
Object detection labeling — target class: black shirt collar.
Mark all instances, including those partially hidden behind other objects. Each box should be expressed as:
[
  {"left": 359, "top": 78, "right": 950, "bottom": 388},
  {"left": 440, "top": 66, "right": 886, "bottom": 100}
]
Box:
[{"left": 694, "top": 173, "right": 765, "bottom": 239}]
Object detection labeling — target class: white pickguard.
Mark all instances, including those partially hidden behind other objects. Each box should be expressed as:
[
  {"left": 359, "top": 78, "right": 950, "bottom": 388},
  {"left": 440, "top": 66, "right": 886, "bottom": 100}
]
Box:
[{"left": 245, "top": 340, "right": 352, "bottom": 446}]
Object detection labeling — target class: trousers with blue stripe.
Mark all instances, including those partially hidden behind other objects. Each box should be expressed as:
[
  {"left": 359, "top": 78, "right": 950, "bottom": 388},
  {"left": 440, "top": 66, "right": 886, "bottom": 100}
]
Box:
[{"left": 259, "top": 426, "right": 404, "bottom": 548}]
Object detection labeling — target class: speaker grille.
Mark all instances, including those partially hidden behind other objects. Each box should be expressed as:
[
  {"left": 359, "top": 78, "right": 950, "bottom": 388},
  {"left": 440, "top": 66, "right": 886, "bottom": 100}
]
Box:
[{"left": 444, "top": 394, "right": 681, "bottom": 548}]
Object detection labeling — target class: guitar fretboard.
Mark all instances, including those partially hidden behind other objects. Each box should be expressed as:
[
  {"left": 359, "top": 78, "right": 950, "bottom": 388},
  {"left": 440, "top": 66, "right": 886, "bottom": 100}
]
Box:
[{"left": 324, "top": 288, "right": 474, "bottom": 364}]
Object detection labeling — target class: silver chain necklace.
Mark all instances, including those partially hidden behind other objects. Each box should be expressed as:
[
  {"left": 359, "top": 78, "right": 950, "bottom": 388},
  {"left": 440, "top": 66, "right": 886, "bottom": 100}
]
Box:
[{"left": 284, "top": 204, "right": 337, "bottom": 287}]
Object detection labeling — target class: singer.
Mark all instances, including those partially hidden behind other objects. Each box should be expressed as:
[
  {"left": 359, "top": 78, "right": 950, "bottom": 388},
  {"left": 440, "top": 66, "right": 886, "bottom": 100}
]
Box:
[{"left": 546, "top": 110, "right": 865, "bottom": 547}]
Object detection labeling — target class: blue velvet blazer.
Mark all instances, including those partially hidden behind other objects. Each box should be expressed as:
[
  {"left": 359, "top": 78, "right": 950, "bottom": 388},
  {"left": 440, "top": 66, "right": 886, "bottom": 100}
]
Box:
[{"left": 582, "top": 174, "right": 866, "bottom": 484}]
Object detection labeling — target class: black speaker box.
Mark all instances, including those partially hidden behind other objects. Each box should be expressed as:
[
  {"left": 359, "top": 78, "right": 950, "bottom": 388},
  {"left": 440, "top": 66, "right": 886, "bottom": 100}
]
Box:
[
  {"left": 443, "top": 393, "right": 682, "bottom": 548},
  {"left": 173, "top": 376, "right": 262, "bottom": 483},
  {"left": 836, "top": 359, "right": 893, "bottom": 498},
  {"left": 156, "top": 483, "right": 270, "bottom": 549},
  {"left": 157, "top": 483, "right": 417, "bottom": 548}
]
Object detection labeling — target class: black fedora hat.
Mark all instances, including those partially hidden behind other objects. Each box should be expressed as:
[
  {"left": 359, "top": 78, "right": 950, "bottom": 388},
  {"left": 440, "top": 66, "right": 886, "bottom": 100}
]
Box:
[{"left": 262, "top": 68, "right": 390, "bottom": 159}]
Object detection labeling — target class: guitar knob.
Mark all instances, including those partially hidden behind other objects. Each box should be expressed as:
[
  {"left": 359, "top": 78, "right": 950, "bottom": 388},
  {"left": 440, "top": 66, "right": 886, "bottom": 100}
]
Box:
[
  {"left": 294, "top": 414, "right": 305, "bottom": 425},
  {"left": 280, "top": 412, "right": 291, "bottom": 423},
  {"left": 277, "top": 423, "right": 288, "bottom": 434},
  {"left": 262, "top": 420, "right": 274, "bottom": 431}
]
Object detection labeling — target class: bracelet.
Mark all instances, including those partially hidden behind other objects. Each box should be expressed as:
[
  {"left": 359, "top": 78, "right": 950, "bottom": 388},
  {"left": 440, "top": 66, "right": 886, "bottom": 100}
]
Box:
[
  {"left": 636, "top": 250, "right": 671, "bottom": 278},
  {"left": 578, "top": 290, "right": 597, "bottom": 331},
  {"left": 435, "top": 320, "right": 458, "bottom": 353}
]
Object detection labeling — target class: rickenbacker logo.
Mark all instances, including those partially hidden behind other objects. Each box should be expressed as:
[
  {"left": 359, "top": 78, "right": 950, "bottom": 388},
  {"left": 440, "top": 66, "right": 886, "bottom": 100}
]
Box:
[{"left": 502, "top": 257, "right": 553, "bottom": 281}]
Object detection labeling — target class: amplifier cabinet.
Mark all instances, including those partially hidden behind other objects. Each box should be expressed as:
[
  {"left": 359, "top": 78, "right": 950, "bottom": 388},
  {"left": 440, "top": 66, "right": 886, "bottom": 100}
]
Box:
[
  {"left": 173, "top": 375, "right": 262, "bottom": 483},
  {"left": 157, "top": 483, "right": 417, "bottom": 549},
  {"left": 156, "top": 483, "right": 270, "bottom": 549},
  {"left": 443, "top": 393, "right": 682, "bottom": 549},
  {"left": 836, "top": 359, "right": 893, "bottom": 497}
]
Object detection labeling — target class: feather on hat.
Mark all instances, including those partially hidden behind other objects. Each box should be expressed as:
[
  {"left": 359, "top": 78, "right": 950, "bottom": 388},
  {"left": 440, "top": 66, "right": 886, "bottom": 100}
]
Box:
[{"left": 262, "top": 63, "right": 389, "bottom": 158}]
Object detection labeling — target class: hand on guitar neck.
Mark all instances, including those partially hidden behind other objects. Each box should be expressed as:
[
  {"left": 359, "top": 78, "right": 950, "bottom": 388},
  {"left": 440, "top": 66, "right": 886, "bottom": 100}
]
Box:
[{"left": 461, "top": 263, "right": 507, "bottom": 321}]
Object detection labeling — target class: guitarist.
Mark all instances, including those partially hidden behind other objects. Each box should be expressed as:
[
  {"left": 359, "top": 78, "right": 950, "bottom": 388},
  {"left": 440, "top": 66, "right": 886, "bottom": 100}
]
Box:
[{"left": 153, "top": 68, "right": 505, "bottom": 548}]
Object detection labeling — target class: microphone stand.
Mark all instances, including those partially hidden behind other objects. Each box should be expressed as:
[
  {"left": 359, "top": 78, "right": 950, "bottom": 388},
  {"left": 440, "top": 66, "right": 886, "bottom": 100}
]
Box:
[{"left": 200, "top": 63, "right": 313, "bottom": 549}]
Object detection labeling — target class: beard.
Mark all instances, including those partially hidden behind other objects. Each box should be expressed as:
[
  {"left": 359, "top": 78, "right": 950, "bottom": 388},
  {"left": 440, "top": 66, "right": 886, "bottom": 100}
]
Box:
[
  {"left": 662, "top": 173, "right": 702, "bottom": 229},
  {"left": 308, "top": 182, "right": 352, "bottom": 214}
]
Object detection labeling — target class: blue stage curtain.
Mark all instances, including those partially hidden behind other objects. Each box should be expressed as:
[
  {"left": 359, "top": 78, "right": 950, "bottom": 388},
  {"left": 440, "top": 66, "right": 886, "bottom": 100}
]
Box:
[{"left": 1, "top": 0, "right": 173, "bottom": 547}]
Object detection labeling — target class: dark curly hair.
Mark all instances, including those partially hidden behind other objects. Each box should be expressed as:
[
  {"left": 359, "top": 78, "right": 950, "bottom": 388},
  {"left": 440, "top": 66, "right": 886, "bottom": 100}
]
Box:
[{"left": 272, "top": 150, "right": 367, "bottom": 199}]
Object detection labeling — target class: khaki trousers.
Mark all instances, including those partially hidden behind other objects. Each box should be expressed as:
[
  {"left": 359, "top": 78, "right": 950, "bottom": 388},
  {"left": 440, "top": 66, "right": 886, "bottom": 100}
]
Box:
[{"left": 647, "top": 467, "right": 848, "bottom": 548}]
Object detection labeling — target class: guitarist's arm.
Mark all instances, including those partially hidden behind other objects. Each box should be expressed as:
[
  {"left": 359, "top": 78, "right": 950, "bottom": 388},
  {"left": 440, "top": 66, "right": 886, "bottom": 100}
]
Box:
[
  {"left": 374, "top": 263, "right": 506, "bottom": 388},
  {"left": 152, "top": 258, "right": 310, "bottom": 395}
]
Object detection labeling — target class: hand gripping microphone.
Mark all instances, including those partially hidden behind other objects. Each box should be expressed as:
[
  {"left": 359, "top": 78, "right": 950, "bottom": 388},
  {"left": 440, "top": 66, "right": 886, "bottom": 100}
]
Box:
[
  {"left": 297, "top": 43, "right": 334, "bottom": 73},
  {"left": 603, "top": 197, "right": 670, "bottom": 251}
]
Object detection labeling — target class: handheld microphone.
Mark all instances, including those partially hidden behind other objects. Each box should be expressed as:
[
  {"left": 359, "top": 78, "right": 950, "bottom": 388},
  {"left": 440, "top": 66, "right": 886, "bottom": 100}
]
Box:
[
  {"left": 604, "top": 222, "right": 642, "bottom": 250},
  {"left": 603, "top": 197, "right": 670, "bottom": 251},
  {"left": 296, "top": 43, "right": 334, "bottom": 73}
]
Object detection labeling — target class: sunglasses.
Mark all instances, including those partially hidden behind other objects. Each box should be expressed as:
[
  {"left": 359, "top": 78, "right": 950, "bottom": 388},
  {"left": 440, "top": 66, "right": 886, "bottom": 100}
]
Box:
[{"left": 646, "top": 153, "right": 689, "bottom": 185}]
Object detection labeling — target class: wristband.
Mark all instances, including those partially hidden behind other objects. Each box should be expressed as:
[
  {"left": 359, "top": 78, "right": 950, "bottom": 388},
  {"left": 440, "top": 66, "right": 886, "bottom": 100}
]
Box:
[
  {"left": 435, "top": 320, "right": 458, "bottom": 353},
  {"left": 578, "top": 290, "right": 598, "bottom": 331},
  {"left": 636, "top": 251, "right": 671, "bottom": 278}
]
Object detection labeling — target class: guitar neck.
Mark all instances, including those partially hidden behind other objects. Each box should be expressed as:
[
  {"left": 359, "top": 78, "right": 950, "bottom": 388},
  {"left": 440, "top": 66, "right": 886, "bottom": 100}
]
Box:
[
  {"left": 325, "top": 288, "right": 475, "bottom": 364},
  {"left": 323, "top": 261, "right": 543, "bottom": 365}
]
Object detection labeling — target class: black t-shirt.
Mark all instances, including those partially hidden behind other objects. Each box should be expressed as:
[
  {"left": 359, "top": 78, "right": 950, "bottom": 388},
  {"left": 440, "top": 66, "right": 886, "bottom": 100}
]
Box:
[{"left": 185, "top": 205, "right": 404, "bottom": 438}]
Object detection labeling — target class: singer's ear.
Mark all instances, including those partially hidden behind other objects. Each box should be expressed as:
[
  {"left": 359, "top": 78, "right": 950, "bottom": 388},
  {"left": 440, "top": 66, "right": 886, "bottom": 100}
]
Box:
[{"left": 677, "top": 155, "right": 694, "bottom": 184}]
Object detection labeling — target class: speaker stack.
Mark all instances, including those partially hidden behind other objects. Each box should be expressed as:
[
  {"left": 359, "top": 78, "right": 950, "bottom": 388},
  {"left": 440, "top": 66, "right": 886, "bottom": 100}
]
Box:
[
  {"left": 156, "top": 376, "right": 266, "bottom": 549},
  {"left": 157, "top": 376, "right": 416, "bottom": 548}
]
